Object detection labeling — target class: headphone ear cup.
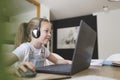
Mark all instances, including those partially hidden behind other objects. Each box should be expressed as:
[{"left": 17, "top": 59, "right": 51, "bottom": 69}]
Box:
[{"left": 32, "top": 28, "right": 40, "bottom": 38}]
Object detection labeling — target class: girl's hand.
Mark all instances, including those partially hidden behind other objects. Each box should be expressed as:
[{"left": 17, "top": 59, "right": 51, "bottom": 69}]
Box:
[
  {"left": 57, "top": 59, "right": 72, "bottom": 64},
  {"left": 16, "top": 62, "right": 35, "bottom": 77}
]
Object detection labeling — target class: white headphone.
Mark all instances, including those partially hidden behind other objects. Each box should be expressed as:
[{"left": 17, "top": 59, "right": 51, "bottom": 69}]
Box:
[{"left": 32, "top": 18, "right": 44, "bottom": 38}]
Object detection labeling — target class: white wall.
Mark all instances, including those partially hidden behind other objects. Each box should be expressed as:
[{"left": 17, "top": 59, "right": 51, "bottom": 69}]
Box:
[
  {"left": 41, "top": 4, "right": 50, "bottom": 20},
  {"left": 96, "top": 9, "right": 120, "bottom": 59},
  {"left": 10, "top": 4, "right": 50, "bottom": 23},
  {"left": 10, "top": 10, "right": 36, "bottom": 23}
]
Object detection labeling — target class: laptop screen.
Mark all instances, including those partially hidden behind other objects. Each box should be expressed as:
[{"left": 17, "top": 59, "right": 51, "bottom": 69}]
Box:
[{"left": 71, "top": 20, "right": 96, "bottom": 74}]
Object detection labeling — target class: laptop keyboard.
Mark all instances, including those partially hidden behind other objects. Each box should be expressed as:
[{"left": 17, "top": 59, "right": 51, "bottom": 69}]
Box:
[
  {"left": 36, "top": 64, "right": 72, "bottom": 75},
  {"left": 45, "top": 64, "right": 71, "bottom": 70}
]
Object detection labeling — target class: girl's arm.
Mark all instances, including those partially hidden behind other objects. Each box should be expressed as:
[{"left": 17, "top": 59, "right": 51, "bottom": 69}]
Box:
[
  {"left": 5, "top": 53, "right": 18, "bottom": 66},
  {"left": 47, "top": 53, "right": 72, "bottom": 64},
  {"left": 5, "top": 53, "right": 35, "bottom": 77},
  {"left": 47, "top": 53, "right": 58, "bottom": 64}
]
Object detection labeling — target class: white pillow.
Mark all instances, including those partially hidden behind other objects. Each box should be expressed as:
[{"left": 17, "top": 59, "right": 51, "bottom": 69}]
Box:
[{"left": 106, "top": 53, "right": 120, "bottom": 61}]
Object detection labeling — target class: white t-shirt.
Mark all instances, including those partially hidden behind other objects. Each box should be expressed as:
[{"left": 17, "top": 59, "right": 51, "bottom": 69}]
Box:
[{"left": 12, "top": 42, "right": 50, "bottom": 68}]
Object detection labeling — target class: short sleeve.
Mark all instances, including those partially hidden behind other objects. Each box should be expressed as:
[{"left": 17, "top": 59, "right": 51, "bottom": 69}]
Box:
[{"left": 12, "top": 43, "right": 28, "bottom": 61}]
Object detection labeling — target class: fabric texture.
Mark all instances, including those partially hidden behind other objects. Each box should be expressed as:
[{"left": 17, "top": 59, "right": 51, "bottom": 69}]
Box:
[{"left": 12, "top": 42, "right": 50, "bottom": 68}]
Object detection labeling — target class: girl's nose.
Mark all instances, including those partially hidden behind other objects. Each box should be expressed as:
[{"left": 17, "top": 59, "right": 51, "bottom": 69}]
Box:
[
  {"left": 48, "top": 32, "right": 51, "bottom": 38},
  {"left": 48, "top": 32, "right": 51, "bottom": 36}
]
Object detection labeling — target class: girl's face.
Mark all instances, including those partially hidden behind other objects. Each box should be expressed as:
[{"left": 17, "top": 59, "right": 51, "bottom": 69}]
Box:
[{"left": 39, "top": 21, "right": 52, "bottom": 44}]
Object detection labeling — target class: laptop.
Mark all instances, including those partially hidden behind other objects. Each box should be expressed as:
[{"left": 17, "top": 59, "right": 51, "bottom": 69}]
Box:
[{"left": 36, "top": 20, "right": 96, "bottom": 75}]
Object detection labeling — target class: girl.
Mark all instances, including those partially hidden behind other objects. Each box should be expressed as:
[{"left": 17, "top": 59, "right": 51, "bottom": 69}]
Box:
[{"left": 7, "top": 17, "right": 71, "bottom": 77}]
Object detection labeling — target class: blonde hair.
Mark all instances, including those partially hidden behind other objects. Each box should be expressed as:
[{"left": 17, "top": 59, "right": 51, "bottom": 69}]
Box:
[{"left": 15, "top": 17, "right": 51, "bottom": 48}]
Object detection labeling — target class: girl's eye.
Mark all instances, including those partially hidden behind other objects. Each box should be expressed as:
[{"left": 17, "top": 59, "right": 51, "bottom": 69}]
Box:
[
  {"left": 44, "top": 30, "right": 51, "bottom": 34},
  {"left": 45, "top": 30, "right": 48, "bottom": 32}
]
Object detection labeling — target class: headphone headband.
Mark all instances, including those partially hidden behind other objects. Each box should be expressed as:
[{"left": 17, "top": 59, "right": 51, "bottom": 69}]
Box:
[{"left": 38, "top": 18, "right": 44, "bottom": 29}]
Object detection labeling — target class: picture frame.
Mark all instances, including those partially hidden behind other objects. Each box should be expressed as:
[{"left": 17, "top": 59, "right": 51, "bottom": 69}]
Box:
[
  {"left": 57, "top": 26, "right": 79, "bottom": 49},
  {"left": 53, "top": 25, "right": 80, "bottom": 60}
]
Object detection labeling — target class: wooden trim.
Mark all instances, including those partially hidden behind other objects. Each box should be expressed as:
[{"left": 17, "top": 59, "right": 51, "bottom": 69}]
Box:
[{"left": 26, "top": 0, "right": 40, "bottom": 18}]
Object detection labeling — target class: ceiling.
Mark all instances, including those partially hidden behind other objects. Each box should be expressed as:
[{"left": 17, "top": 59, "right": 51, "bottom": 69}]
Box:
[{"left": 1, "top": 0, "right": 120, "bottom": 20}]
